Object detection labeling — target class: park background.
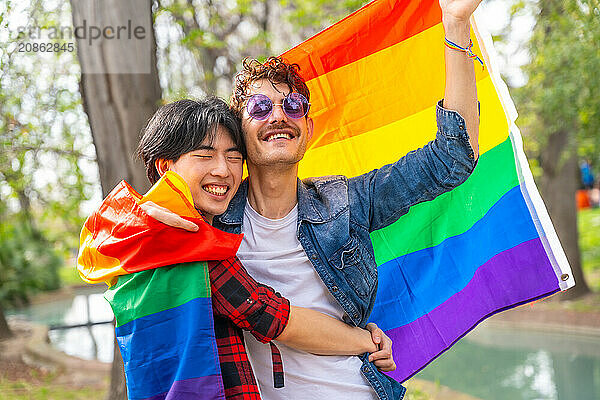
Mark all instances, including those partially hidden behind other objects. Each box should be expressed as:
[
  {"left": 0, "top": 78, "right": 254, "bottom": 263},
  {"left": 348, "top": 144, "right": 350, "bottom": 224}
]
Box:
[{"left": 1, "top": 0, "right": 599, "bottom": 399}]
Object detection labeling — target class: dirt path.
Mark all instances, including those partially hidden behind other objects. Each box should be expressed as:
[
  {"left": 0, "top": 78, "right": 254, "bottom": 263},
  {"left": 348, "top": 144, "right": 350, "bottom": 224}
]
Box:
[
  {"left": 0, "top": 322, "right": 46, "bottom": 383},
  {"left": 489, "top": 292, "right": 600, "bottom": 334},
  {"left": 0, "top": 319, "right": 109, "bottom": 391}
]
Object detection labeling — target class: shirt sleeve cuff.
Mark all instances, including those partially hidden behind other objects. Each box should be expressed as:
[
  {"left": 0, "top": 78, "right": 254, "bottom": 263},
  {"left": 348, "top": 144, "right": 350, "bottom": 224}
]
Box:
[
  {"left": 245, "top": 285, "right": 290, "bottom": 343},
  {"left": 436, "top": 99, "right": 478, "bottom": 167}
]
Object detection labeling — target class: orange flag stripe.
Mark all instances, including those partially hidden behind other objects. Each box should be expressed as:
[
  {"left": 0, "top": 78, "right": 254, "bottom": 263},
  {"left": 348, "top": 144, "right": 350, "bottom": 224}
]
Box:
[
  {"left": 284, "top": 0, "right": 441, "bottom": 81},
  {"left": 299, "top": 76, "right": 508, "bottom": 179},
  {"left": 305, "top": 23, "right": 488, "bottom": 151}
]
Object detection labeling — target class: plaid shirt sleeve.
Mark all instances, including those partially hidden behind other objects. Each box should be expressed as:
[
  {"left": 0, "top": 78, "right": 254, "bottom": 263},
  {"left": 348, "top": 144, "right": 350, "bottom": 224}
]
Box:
[
  {"left": 209, "top": 257, "right": 289, "bottom": 395},
  {"left": 213, "top": 316, "right": 262, "bottom": 400},
  {"left": 209, "top": 256, "right": 290, "bottom": 343}
]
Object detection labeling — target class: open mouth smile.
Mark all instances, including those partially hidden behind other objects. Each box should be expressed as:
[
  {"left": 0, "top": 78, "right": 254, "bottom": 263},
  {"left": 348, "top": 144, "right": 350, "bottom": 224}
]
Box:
[
  {"left": 265, "top": 132, "right": 294, "bottom": 141},
  {"left": 261, "top": 126, "right": 298, "bottom": 142},
  {"left": 203, "top": 184, "right": 229, "bottom": 197}
]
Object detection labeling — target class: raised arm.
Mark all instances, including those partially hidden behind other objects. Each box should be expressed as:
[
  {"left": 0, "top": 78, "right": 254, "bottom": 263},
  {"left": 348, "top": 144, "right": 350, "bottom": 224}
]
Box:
[
  {"left": 440, "top": 0, "right": 483, "bottom": 159},
  {"left": 346, "top": 1, "right": 483, "bottom": 232}
]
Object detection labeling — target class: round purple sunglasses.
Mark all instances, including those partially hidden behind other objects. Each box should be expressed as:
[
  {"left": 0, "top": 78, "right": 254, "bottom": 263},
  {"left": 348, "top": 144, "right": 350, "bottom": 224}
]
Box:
[{"left": 246, "top": 93, "right": 310, "bottom": 121}]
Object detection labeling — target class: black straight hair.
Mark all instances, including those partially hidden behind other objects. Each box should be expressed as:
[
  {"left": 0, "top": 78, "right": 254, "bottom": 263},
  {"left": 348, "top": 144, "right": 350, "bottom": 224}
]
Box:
[{"left": 137, "top": 97, "right": 245, "bottom": 184}]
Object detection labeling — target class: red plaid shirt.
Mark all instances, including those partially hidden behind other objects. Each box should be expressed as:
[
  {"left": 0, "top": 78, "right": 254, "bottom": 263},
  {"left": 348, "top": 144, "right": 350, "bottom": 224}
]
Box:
[{"left": 208, "top": 257, "right": 290, "bottom": 400}]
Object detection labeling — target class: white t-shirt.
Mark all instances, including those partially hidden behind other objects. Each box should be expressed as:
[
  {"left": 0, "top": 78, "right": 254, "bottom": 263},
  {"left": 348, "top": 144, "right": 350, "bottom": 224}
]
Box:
[{"left": 238, "top": 201, "right": 377, "bottom": 400}]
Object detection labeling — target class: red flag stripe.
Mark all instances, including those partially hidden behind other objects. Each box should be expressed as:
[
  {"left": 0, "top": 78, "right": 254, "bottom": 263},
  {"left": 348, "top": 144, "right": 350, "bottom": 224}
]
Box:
[{"left": 282, "top": 0, "right": 441, "bottom": 81}]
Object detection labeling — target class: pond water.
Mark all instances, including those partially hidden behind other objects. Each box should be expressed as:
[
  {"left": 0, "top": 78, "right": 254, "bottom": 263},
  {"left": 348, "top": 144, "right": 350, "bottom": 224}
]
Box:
[
  {"left": 7, "top": 286, "right": 114, "bottom": 363},
  {"left": 8, "top": 289, "right": 600, "bottom": 399},
  {"left": 416, "top": 323, "right": 600, "bottom": 400}
]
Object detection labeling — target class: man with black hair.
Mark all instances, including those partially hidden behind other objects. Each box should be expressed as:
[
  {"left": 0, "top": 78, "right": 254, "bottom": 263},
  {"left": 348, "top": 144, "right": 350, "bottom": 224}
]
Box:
[{"left": 79, "top": 97, "right": 393, "bottom": 400}]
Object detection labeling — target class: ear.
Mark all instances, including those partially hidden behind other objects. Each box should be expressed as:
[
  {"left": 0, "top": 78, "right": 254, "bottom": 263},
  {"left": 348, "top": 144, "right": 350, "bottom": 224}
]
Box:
[
  {"left": 306, "top": 116, "right": 314, "bottom": 142},
  {"left": 154, "top": 159, "right": 172, "bottom": 177}
]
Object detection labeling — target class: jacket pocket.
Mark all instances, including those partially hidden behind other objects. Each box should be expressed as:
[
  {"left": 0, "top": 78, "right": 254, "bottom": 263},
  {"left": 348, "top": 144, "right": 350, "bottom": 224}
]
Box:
[{"left": 329, "top": 237, "right": 376, "bottom": 298}]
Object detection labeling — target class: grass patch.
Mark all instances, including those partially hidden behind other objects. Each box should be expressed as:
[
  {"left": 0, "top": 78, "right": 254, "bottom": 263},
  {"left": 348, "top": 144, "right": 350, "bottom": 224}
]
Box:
[
  {"left": 405, "top": 386, "right": 432, "bottom": 400},
  {"left": 578, "top": 208, "right": 600, "bottom": 290},
  {"left": 0, "top": 378, "right": 106, "bottom": 400},
  {"left": 59, "top": 264, "right": 84, "bottom": 286}
]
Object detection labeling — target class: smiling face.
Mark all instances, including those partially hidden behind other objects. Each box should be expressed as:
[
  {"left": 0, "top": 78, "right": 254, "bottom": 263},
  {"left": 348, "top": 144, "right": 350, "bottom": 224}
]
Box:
[
  {"left": 241, "top": 79, "right": 313, "bottom": 169},
  {"left": 160, "top": 125, "right": 243, "bottom": 224}
]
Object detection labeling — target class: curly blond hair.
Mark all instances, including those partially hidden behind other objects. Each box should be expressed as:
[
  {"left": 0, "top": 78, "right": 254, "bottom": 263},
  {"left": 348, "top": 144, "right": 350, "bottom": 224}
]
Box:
[{"left": 230, "top": 56, "right": 310, "bottom": 118}]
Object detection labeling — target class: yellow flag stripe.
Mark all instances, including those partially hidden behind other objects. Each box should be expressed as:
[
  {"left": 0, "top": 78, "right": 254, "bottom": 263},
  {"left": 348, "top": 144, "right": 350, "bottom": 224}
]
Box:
[
  {"left": 299, "top": 76, "right": 507, "bottom": 178},
  {"left": 305, "top": 23, "right": 488, "bottom": 151}
]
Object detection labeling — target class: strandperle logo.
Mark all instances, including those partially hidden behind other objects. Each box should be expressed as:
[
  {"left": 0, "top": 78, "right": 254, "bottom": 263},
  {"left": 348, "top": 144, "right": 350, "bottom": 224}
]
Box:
[
  {"left": 13, "top": 0, "right": 154, "bottom": 74},
  {"left": 17, "top": 19, "right": 147, "bottom": 46}
]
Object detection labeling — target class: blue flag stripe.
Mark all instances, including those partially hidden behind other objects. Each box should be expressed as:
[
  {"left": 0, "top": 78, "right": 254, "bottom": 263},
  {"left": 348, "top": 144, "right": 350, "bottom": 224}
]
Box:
[
  {"left": 371, "top": 185, "right": 541, "bottom": 330},
  {"left": 116, "top": 297, "right": 221, "bottom": 400}
]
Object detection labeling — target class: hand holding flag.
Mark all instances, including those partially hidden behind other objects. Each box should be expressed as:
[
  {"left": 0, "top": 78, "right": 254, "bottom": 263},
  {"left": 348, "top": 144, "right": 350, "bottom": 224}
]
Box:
[{"left": 439, "top": 0, "right": 484, "bottom": 27}]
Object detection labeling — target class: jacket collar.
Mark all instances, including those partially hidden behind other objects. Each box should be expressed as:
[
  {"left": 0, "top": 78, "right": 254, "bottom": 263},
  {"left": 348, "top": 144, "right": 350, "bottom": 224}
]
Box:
[
  {"left": 215, "top": 178, "right": 326, "bottom": 226},
  {"left": 297, "top": 178, "right": 324, "bottom": 223}
]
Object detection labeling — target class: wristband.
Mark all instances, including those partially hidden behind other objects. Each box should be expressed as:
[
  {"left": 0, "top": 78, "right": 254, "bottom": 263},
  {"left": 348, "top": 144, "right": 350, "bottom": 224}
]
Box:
[{"left": 444, "top": 38, "right": 485, "bottom": 68}]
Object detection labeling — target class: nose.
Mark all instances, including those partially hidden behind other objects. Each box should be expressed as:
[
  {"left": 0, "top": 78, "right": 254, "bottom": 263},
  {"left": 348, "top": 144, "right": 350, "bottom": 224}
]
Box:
[
  {"left": 210, "top": 156, "right": 230, "bottom": 177},
  {"left": 268, "top": 102, "right": 288, "bottom": 123}
]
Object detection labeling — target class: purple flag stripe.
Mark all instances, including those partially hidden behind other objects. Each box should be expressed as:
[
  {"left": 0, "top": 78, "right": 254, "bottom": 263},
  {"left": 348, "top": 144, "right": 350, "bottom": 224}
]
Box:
[
  {"left": 383, "top": 237, "right": 560, "bottom": 382},
  {"left": 142, "top": 375, "right": 225, "bottom": 400}
]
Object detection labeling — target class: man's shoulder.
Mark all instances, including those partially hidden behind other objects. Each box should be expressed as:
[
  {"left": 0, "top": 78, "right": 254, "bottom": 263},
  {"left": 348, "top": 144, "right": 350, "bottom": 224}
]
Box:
[
  {"left": 298, "top": 175, "right": 350, "bottom": 222},
  {"left": 300, "top": 173, "right": 373, "bottom": 210},
  {"left": 301, "top": 175, "right": 352, "bottom": 202},
  {"left": 301, "top": 174, "right": 347, "bottom": 188}
]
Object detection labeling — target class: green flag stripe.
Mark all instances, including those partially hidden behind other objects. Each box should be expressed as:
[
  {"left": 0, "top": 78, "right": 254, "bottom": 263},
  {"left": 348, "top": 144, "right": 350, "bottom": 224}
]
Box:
[
  {"left": 371, "top": 138, "right": 519, "bottom": 265},
  {"left": 105, "top": 261, "right": 211, "bottom": 327}
]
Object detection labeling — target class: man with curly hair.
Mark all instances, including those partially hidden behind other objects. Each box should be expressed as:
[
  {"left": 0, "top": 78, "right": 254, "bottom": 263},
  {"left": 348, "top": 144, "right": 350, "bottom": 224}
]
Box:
[{"left": 152, "top": 1, "right": 483, "bottom": 398}]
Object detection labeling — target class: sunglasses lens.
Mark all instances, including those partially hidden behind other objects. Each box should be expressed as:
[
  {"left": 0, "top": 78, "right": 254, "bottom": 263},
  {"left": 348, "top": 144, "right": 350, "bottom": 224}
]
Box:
[
  {"left": 284, "top": 93, "right": 309, "bottom": 119},
  {"left": 247, "top": 94, "right": 272, "bottom": 120}
]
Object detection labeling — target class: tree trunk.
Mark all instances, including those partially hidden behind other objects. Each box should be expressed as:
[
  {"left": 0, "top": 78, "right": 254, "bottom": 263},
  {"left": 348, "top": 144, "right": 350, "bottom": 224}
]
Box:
[
  {"left": 262, "top": 0, "right": 271, "bottom": 54},
  {"left": 538, "top": 130, "right": 590, "bottom": 299},
  {"left": 70, "top": 0, "right": 161, "bottom": 197},
  {"left": 70, "top": 1, "right": 162, "bottom": 398},
  {"left": 106, "top": 334, "right": 127, "bottom": 400},
  {"left": 0, "top": 306, "right": 12, "bottom": 340}
]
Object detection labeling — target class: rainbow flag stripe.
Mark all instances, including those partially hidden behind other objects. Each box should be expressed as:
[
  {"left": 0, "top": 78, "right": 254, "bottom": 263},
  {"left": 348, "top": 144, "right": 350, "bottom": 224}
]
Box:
[
  {"left": 77, "top": 172, "right": 241, "bottom": 285},
  {"left": 78, "top": 172, "right": 235, "bottom": 400},
  {"left": 105, "top": 262, "right": 224, "bottom": 400},
  {"left": 282, "top": 0, "right": 574, "bottom": 382}
]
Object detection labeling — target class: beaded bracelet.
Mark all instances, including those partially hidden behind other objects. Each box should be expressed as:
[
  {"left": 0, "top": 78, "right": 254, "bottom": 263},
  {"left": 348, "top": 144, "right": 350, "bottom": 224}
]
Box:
[{"left": 444, "top": 38, "right": 485, "bottom": 68}]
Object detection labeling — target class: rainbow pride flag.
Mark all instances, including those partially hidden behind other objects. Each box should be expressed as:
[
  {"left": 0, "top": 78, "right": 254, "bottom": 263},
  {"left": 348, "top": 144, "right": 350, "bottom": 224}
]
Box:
[
  {"left": 282, "top": 0, "right": 574, "bottom": 382},
  {"left": 78, "top": 171, "right": 240, "bottom": 400}
]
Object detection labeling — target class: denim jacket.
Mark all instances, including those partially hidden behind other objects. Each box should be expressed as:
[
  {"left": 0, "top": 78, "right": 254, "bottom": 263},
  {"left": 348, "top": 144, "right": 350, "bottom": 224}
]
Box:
[{"left": 213, "top": 101, "right": 477, "bottom": 400}]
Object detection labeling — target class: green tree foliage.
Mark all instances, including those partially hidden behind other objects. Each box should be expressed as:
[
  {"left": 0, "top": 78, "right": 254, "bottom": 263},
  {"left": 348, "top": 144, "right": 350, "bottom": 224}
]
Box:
[
  {"left": 280, "top": 0, "right": 367, "bottom": 33},
  {"left": 514, "top": 0, "right": 600, "bottom": 170},
  {"left": 0, "top": 0, "right": 99, "bottom": 307},
  {"left": 0, "top": 221, "right": 62, "bottom": 307},
  {"left": 155, "top": 0, "right": 368, "bottom": 99}
]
